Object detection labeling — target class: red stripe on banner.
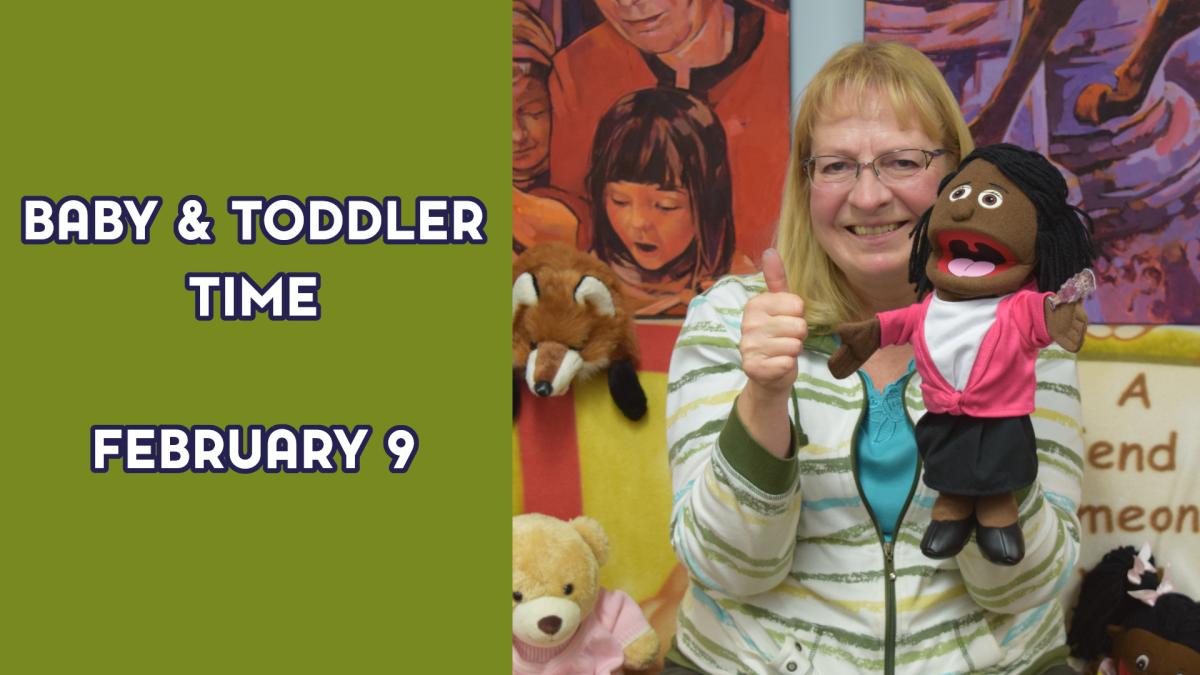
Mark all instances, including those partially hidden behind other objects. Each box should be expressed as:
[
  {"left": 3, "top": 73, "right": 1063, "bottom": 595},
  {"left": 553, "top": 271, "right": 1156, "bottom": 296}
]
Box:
[
  {"left": 636, "top": 322, "right": 683, "bottom": 373},
  {"left": 517, "top": 386, "right": 582, "bottom": 520}
]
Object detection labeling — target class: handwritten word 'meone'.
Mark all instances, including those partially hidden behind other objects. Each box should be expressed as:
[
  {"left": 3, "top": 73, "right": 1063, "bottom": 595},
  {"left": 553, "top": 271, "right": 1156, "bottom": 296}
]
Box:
[{"left": 228, "top": 196, "right": 487, "bottom": 244}]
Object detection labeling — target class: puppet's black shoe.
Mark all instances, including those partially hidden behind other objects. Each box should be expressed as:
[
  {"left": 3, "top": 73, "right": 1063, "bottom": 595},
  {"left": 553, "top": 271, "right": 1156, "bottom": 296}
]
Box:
[
  {"left": 921, "top": 518, "right": 974, "bottom": 559},
  {"left": 976, "top": 524, "right": 1025, "bottom": 566}
]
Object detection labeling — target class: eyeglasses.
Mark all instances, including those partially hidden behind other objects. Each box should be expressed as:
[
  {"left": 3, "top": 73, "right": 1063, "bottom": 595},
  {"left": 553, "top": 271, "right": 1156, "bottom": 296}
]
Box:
[{"left": 803, "top": 148, "right": 947, "bottom": 189}]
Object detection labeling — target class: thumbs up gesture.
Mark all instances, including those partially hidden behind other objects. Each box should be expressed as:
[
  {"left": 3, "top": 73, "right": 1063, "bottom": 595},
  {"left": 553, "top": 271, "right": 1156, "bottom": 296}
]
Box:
[{"left": 739, "top": 249, "right": 808, "bottom": 397}]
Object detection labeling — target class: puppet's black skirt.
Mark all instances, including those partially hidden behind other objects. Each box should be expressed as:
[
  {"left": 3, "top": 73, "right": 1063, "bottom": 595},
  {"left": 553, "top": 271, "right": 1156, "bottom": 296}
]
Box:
[{"left": 915, "top": 412, "right": 1037, "bottom": 495}]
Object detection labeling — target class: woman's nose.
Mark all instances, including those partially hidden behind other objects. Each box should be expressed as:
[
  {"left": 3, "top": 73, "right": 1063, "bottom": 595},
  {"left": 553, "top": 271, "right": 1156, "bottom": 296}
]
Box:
[
  {"left": 846, "top": 169, "right": 892, "bottom": 211},
  {"left": 512, "top": 116, "right": 527, "bottom": 143}
]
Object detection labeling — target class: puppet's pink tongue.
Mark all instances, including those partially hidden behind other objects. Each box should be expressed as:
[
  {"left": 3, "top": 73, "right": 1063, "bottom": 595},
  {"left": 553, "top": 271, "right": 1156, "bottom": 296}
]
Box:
[{"left": 948, "top": 258, "right": 996, "bottom": 277}]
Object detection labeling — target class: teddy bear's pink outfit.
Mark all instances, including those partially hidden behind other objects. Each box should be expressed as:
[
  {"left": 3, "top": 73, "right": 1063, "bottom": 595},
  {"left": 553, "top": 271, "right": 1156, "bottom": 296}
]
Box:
[{"left": 513, "top": 588, "right": 653, "bottom": 675}]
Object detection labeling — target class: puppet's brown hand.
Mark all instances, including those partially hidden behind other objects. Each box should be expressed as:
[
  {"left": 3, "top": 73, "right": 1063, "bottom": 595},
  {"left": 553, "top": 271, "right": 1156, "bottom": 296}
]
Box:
[
  {"left": 829, "top": 318, "right": 881, "bottom": 379},
  {"left": 1045, "top": 299, "right": 1088, "bottom": 353}
]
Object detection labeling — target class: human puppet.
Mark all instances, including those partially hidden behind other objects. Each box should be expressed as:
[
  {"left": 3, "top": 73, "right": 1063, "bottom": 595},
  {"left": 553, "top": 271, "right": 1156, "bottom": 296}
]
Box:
[
  {"left": 1068, "top": 544, "right": 1200, "bottom": 675},
  {"left": 828, "top": 143, "right": 1096, "bottom": 566}
]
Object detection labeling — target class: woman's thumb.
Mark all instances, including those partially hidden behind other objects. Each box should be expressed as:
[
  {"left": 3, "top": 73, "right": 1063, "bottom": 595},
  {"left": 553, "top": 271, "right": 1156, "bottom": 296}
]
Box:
[{"left": 761, "top": 248, "right": 790, "bottom": 293}]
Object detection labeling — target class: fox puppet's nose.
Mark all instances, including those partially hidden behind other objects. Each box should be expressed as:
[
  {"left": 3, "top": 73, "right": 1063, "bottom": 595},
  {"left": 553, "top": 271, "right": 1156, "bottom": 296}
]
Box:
[{"left": 533, "top": 381, "right": 553, "bottom": 397}]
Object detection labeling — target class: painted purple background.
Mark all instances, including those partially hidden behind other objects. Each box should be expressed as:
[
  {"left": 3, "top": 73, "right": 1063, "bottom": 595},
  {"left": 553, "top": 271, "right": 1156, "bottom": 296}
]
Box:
[{"left": 867, "top": 0, "right": 1200, "bottom": 324}]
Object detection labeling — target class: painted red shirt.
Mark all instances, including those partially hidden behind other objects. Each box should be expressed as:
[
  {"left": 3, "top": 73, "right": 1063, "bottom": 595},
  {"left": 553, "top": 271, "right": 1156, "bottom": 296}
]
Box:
[{"left": 548, "top": 4, "right": 790, "bottom": 257}]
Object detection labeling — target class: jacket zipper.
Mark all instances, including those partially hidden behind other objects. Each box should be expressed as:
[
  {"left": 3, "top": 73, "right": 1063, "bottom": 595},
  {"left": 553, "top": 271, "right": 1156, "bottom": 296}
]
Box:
[{"left": 849, "top": 368, "right": 921, "bottom": 675}]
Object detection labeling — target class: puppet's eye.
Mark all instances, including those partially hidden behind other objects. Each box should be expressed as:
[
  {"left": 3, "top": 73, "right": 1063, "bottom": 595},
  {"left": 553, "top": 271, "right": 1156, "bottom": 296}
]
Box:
[
  {"left": 978, "top": 190, "right": 1004, "bottom": 209},
  {"left": 1136, "top": 654, "right": 1150, "bottom": 671},
  {"left": 948, "top": 185, "right": 972, "bottom": 201}
]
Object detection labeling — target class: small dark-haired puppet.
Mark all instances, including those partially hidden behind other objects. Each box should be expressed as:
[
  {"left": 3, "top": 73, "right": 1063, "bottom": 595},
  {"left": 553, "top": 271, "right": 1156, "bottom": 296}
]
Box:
[
  {"left": 1068, "top": 544, "right": 1200, "bottom": 674},
  {"left": 828, "top": 143, "right": 1096, "bottom": 565}
]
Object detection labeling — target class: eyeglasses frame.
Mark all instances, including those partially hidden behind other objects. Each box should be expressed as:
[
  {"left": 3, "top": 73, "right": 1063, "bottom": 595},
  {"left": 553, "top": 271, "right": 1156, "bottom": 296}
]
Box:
[{"left": 802, "top": 148, "right": 948, "bottom": 186}]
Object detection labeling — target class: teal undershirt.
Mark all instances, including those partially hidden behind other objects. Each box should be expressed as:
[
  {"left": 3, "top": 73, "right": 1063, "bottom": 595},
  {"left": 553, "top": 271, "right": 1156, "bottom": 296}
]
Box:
[{"left": 856, "top": 360, "right": 919, "bottom": 542}]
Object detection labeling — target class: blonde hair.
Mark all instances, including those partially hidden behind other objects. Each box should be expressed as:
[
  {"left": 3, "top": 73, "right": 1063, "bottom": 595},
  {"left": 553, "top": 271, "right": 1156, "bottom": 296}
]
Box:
[{"left": 775, "top": 41, "right": 974, "bottom": 328}]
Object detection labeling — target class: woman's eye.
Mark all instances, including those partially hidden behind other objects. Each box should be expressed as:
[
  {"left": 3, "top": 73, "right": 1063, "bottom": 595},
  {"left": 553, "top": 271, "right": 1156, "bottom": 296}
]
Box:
[
  {"left": 1136, "top": 654, "right": 1150, "bottom": 671},
  {"left": 978, "top": 190, "right": 1003, "bottom": 208},
  {"left": 949, "top": 185, "right": 972, "bottom": 201},
  {"left": 821, "top": 161, "right": 852, "bottom": 174},
  {"left": 513, "top": 591, "right": 524, "bottom": 602}
]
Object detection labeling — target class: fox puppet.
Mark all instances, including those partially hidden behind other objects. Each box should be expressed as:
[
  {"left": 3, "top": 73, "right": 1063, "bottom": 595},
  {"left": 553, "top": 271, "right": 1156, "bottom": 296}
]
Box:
[{"left": 512, "top": 243, "right": 647, "bottom": 422}]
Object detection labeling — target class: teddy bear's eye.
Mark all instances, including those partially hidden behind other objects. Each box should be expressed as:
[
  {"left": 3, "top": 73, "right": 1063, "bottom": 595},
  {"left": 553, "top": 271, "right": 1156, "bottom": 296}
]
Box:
[
  {"left": 563, "top": 583, "right": 574, "bottom": 596},
  {"left": 1136, "top": 654, "right": 1150, "bottom": 671},
  {"left": 570, "top": 344, "right": 584, "bottom": 352},
  {"left": 529, "top": 342, "right": 538, "bottom": 350},
  {"left": 513, "top": 591, "right": 523, "bottom": 602}
]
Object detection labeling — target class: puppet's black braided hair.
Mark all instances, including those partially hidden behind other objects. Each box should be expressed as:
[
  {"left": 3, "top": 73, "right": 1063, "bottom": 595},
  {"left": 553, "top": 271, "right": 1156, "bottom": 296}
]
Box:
[
  {"left": 1068, "top": 545, "right": 1200, "bottom": 661},
  {"left": 909, "top": 143, "right": 1097, "bottom": 298}
]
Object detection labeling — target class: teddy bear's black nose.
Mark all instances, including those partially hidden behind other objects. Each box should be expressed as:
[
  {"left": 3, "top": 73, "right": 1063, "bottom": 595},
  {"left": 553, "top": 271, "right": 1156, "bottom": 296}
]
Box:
[
  {"left": 534, "top": 381, "right": 553, "bottom": 397},
  {"left": 538, "top": 615, "right": 562, "bottom": 635}
]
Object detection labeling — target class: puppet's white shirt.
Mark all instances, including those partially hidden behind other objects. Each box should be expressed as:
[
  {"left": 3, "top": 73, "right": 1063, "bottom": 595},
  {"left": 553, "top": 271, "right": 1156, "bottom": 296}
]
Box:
[{"left": 925, "top": 293, "right": 1003, "bottom": 391}]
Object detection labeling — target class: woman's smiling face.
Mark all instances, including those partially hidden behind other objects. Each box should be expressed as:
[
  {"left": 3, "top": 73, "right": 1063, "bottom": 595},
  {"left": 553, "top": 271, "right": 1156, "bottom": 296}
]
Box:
[
  {"left": 807, "top": 92, "right": 950, "bottom": 292},
  {"left": 604, "top": 181, "right": 695, "bottom": 271}
]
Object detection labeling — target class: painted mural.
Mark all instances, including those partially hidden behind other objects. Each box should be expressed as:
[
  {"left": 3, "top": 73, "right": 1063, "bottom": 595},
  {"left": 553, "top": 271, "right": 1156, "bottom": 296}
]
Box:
[
  {"left": 867, "top": 0, "right": 1200, "bottom": 324},
  {"left": 513, "top": 0, "right": 791, "bottom": 318}
]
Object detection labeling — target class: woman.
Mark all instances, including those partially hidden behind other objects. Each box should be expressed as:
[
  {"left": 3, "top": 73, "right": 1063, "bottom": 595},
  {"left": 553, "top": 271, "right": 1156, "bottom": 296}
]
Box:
[
  {"left": 586, "top": 87, "right": 754, "bottom": 318},
  {"left": 511, "top": 1, "right": 584, "bottom": 256},
  {"left": 665, "top": 42, "right": 1083, "bottom": 674}
]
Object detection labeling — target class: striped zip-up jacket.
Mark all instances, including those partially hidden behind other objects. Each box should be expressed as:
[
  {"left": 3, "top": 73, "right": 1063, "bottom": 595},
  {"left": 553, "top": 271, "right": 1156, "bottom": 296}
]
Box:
[{"left": 666, "top": 274, "right": 1083, "bottom": 675}]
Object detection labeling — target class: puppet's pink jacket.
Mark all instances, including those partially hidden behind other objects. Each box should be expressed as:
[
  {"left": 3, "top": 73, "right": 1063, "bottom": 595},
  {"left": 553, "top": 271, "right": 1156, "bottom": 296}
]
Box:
[{"left": 877, "top": 286, "right": 1054, "bottom": 418}]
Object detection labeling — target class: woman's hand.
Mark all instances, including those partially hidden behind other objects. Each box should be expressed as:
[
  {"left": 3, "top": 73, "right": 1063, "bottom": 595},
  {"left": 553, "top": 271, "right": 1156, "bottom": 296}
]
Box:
[
  {"left": 737, "top": 249, "right": 807, "bottom": 457},
  {"left": 741, "top": 249, "right": 808, "bottom": 396}
]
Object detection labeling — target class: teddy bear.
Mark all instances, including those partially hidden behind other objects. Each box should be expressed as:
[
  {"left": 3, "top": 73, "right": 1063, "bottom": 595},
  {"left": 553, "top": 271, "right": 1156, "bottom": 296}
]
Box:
[{"left": 513, "top": 513, "right": 659, "bottom": 674}]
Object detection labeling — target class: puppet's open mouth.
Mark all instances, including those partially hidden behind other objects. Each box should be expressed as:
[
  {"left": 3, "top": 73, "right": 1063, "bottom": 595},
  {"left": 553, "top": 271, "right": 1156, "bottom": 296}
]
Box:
[{"left": 935, "top": 230, "right": 1016, "bottom": 278}]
